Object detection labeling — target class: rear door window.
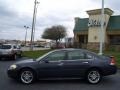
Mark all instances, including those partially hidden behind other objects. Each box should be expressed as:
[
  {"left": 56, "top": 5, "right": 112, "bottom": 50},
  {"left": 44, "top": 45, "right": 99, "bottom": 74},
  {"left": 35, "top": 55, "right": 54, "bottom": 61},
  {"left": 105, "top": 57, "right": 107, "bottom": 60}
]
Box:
[
  {"left": 67, "top": 50, "right": 94, "bottom": 60},
  {"left": 13, "top": 45, "right": 17, "bottom": 49},
  {"left": 68, "top": 50, "right": 85, "bottom": 60}
]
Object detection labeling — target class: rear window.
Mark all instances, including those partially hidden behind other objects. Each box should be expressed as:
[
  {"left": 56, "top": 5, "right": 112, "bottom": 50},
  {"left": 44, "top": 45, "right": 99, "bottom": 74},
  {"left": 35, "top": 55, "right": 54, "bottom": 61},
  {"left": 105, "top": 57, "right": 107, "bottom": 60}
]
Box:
[{"left": 0, "top": 45, "right": 11, "bottom": 49}]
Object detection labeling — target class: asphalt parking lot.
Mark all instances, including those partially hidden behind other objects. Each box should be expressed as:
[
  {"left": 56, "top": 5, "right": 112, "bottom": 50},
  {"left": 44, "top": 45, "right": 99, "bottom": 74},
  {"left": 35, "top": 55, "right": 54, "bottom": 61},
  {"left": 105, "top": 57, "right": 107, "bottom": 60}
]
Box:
[{"left": 0, "top": 58, "right": 120, "bottom": 90}]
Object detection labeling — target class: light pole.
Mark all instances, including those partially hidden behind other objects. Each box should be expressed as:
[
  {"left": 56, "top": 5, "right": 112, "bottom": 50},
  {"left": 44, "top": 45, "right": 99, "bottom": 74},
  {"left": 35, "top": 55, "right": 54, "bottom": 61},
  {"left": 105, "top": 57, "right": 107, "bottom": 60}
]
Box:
[
  {"left": 30, "top": 0, "right": 39, "bottom": 50},
  {"left": 24, "top": 26, "right": 29, "bottom": 46},
  {"left": 99, "top": 0, "right": 104, "bottom": 55}
]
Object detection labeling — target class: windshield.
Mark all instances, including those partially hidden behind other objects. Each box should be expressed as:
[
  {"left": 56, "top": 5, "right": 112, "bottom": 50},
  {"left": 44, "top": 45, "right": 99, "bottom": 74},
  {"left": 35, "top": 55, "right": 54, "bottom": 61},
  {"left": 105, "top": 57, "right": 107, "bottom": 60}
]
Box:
[
  {"left": 36, "top": 51, "right": 53, "bottom": 61},
  {"left": 0, "top": 45, "right": 12, "bottom": 49}
]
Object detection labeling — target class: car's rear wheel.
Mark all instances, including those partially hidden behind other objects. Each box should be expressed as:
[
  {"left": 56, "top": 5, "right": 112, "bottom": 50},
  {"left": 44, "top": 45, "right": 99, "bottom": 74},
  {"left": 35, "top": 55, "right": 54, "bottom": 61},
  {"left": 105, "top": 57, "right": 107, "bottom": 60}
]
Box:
[
  {"left": 20, "top": 69, "right": 35, "bottom": 84},
  {"left": 86, "top": 69, "right": 102, "bottom": 84},
  {"left": 18, "top": 51, "right": 22, "bottom": 58}
]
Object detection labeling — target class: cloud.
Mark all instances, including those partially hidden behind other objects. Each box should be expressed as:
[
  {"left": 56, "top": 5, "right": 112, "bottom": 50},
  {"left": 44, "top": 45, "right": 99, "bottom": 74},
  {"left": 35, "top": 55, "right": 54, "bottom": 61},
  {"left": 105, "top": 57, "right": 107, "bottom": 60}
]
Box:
[
  {"left": 89, "top": 0, "right": 120, "bottom": 15},
  {"left": 0, "top": 0, "right": 120, "bottom": 40},
  {"left": 0, "top": 0, "right": 33, "bottom": 40}
]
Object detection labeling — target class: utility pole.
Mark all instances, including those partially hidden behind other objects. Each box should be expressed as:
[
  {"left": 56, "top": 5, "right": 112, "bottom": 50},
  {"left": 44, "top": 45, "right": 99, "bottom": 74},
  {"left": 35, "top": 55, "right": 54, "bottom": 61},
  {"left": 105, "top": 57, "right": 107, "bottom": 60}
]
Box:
[
  {"left": 30, "top": 0, "right": 39, "bottom": 50},
  {"left": 24, "top": 26, "right": 29, "bottom": 46},
  {"left": 33, "top": 1, "right": 39, "bottom": 44},
  {"left": 99, "top": 0, "right": 104, "bottom": 55}
]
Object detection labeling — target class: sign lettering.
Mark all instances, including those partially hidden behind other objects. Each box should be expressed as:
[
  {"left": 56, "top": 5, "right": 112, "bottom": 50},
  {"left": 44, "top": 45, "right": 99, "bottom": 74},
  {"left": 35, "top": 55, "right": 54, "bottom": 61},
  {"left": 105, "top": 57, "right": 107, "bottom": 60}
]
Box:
[{"left": 88, "top": 19, "right": 106, "bottom": 27}]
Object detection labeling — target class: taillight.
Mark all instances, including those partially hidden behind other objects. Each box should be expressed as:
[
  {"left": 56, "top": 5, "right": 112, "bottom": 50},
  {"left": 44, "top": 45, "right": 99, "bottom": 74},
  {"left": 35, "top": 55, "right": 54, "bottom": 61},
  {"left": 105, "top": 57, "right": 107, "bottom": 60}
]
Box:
[{"left": 110, "top": 56, "right": 116, "bottom": 65}]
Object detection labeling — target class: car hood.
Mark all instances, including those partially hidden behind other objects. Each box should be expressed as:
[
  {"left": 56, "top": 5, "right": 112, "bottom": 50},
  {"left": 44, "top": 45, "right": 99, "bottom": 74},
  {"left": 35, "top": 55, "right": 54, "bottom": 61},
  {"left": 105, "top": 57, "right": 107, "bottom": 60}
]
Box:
[
  {"left": 0, "top": 49, "right": 11, "bottom": 52},
  {"left": 14, "top": 59, "right": 37, "bottom": 65}
]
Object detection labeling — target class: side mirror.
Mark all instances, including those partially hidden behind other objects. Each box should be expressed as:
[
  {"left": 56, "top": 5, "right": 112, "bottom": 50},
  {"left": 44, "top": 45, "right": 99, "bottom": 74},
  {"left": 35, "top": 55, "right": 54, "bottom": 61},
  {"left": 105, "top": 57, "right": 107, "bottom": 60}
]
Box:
[{"left": 44, "top": 59, "right": 49, "bottom": 63}]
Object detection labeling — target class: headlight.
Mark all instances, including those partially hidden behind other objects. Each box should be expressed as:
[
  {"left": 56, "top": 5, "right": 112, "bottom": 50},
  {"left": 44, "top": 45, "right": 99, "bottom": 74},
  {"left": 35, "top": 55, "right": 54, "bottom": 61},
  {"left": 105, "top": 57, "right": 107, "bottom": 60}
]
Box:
[{"left": 9, "top": 65, "right": 17, "bottom": 70}]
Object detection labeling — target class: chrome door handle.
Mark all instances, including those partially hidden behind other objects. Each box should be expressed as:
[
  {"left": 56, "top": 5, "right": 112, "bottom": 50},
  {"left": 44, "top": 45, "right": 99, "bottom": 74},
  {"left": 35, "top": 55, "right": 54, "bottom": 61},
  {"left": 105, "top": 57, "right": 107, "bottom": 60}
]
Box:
[
  {"left": 58, "top": 63, "right": 63, "bottom": 66},
  {"left": 82, "top": 62, "right": 88, "bottom": 64}
]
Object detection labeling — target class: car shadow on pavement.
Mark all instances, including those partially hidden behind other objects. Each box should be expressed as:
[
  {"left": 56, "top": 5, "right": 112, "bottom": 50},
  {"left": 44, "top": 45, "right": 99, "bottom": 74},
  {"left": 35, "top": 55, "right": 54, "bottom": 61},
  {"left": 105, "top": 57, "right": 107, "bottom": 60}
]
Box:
[{"left": 34, "top": 76, "right": 117, "bottom": 85}]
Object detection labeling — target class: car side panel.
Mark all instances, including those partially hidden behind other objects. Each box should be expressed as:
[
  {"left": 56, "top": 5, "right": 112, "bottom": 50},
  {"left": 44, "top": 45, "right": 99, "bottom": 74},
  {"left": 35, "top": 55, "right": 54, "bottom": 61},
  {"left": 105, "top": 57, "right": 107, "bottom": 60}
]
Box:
[{"left": 61, "top": 60, "right": 91, "bottom": 77}]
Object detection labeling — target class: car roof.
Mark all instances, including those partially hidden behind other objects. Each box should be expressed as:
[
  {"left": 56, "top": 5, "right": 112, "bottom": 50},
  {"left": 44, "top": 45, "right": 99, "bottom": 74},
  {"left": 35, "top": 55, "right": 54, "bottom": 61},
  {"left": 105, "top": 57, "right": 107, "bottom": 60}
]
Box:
[
  {"left": 51, "top": 48, "right": 98, "bottom": 55},
  {"left": 3, "top": 44, "right": 16, "bottom": 45},
  {"left": 52, "top": 48, "right": 89, "bottom": 52},
  {"left": 2, "top": 44, "right": 17, "bottom": 46}
]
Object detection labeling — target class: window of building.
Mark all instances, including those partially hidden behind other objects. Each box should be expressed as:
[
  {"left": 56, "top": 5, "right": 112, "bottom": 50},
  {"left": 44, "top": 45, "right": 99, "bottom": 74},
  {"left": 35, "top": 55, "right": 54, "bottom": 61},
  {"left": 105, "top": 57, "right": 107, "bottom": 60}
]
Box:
[{"left": 109, "top": 35, "right": 120, "bottom": 45}]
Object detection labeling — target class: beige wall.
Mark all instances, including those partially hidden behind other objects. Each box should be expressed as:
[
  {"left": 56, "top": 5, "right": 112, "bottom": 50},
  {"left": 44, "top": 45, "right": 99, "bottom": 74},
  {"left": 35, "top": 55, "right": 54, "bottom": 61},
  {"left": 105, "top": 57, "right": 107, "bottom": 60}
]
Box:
[{"left": 88, "top": 14, "right": 110, "bottom": 43}]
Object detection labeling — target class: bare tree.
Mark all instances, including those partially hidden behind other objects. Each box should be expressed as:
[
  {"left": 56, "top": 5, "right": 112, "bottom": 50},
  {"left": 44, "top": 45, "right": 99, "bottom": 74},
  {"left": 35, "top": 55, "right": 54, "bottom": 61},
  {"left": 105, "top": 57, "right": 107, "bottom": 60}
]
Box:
[{"left": 42, "top": 25, "right": 67, "bottom": 47}]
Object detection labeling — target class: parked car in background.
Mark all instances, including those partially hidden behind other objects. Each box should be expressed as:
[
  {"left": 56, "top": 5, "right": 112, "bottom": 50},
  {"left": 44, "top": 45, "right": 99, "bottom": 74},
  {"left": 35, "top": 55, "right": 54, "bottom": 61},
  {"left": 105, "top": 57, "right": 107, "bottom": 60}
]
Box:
[
  {"left": 7, "top": 49, "right": 117, "bottom": 84},
  {"left": 0, "top": 44, "right": 22, "bottom": 60},
  {"left": 51, "top": 43, "right": 65, "bottom": 49}
]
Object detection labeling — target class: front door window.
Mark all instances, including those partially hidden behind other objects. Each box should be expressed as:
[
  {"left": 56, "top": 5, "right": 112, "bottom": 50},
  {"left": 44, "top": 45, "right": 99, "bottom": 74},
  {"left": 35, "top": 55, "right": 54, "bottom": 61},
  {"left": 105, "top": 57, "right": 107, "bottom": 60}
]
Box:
[{"left": 46, "top": 51, "right": 66, "bottom": 61}]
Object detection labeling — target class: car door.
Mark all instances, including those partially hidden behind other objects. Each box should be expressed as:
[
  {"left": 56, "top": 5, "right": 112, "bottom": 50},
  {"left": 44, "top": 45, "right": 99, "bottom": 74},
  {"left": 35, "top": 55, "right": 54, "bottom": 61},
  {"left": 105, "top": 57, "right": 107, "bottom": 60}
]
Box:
[
  {"left": 61, "top": 50, "right": 93, "bottom": 77},
  {"left": 38, "top": 51, "right": 66, "bottom": 78}
]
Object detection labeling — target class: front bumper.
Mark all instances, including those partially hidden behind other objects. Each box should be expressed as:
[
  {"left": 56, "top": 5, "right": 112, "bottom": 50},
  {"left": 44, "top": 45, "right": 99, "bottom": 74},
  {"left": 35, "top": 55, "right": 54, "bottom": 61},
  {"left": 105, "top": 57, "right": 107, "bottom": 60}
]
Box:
[{"left": 7, "top": 68, "right": 19, "bottom": 79}]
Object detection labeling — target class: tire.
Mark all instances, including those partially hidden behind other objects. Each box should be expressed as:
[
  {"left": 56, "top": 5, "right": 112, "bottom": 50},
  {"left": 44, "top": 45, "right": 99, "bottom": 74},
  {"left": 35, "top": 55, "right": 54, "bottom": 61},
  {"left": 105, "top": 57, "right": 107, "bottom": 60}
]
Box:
[
  {"left": 18, "top": 51, "right": 22, "bottom": 58},
  {"left": 12, "top": 54, "right": 17, "bottom": 60},
  {"left": 86, "top": 69, "right": 102, "bottom": 84},
  {"left": 20, "top": 69, "right": 36, "bottom": 84},
  {"left": 18, "top": 54, "right": 22, "bottom": 58}
]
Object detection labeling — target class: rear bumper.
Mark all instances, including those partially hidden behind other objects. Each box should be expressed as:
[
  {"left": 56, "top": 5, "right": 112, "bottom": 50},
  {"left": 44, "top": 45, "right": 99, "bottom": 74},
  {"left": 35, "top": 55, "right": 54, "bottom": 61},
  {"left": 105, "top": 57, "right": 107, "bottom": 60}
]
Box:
[{"left": 102, "top": 65, "right": 117, "bottom": 76}]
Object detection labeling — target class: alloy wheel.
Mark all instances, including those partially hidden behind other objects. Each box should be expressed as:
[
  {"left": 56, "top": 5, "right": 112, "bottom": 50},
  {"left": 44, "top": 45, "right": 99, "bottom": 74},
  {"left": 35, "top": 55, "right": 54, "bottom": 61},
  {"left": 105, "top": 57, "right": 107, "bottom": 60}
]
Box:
[
  {"left": 87, "top": 70, "right": 101, "bottom": 84},
  {"left": 20, "top": 70, "right": 34, "bottom": 84}
]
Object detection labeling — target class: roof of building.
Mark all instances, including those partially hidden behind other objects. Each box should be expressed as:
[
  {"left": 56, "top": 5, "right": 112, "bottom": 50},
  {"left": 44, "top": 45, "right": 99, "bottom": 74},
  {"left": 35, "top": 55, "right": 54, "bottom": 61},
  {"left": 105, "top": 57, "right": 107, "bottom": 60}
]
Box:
[
  {"left": 74, "top": 18, "right": 89, "bottom": 32},
  {"left": 74, "top": 15, "right": 120, "bottom": 32},
  {"left": 87, "top": 8, "right": 113, "bottom": 16},
  {"left": 107, "top": 15, "right": 120, "bottom": 30}
]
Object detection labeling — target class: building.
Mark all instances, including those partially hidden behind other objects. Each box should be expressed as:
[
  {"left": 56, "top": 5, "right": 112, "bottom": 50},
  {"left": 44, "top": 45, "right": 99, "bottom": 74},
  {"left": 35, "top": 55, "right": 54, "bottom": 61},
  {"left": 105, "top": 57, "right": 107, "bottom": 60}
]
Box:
[
  {"left": 0, "top": 39, "right": 21, "bottom": 45},
  {"left": 65, "top": 37, "right": 74, "bottom": 48},
  {"left": 73, "top": 8, "right": 120, "bottom": 50},
  {"left": 35, "top": 40, "right": 50, "bottom": 48}
]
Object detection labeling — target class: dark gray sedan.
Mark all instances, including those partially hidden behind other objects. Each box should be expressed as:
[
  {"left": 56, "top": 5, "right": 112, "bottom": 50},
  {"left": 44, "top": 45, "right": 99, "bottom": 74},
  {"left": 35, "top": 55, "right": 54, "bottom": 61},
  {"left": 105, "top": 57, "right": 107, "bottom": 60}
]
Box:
[{"left": 7, "top": 49, "right": 117, "bottom": 84}]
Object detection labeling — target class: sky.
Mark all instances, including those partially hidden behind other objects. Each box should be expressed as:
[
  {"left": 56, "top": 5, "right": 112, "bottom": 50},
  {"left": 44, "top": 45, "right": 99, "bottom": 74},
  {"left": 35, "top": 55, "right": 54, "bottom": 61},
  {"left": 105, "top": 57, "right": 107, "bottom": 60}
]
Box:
[{"left": 0, "top": 0, "right": 120, "bottom": 41}]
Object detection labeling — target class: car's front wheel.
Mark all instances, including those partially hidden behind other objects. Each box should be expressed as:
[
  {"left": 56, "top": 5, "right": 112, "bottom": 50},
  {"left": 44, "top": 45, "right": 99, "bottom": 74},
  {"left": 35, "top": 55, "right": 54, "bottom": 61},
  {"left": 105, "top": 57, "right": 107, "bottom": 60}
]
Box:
[
  {"left": 86, "top": 69, "right": 102, "bottom": 84},
  {"left": 20, "top": 69, "right": 35, "bottom": 84}
]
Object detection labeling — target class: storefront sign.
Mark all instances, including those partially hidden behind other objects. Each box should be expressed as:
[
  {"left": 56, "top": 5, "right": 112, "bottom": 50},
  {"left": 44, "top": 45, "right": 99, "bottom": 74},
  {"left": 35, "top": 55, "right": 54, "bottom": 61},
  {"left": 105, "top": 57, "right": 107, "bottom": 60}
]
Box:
[{"left": 88, "top": 19, "right": 106, "bottom": 27}]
